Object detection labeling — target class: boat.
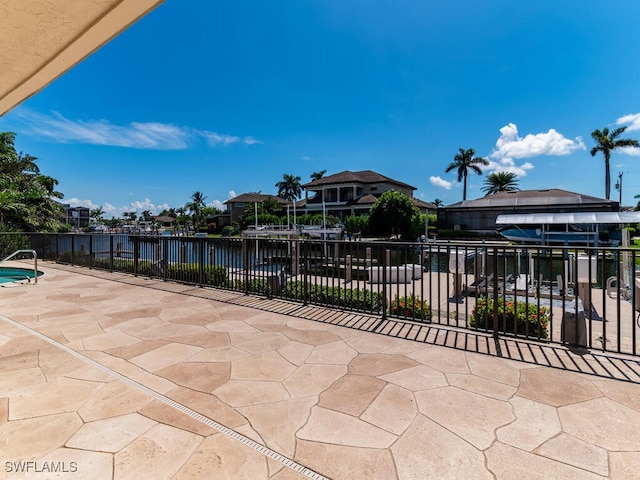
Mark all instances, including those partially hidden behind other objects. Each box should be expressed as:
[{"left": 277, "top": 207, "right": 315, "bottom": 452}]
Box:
[
  {"left": 496, "top": 212, "right": 640, "bottom": 246},
  {"left": 299, "top": 225, "right": 344, "bottom": 240}
]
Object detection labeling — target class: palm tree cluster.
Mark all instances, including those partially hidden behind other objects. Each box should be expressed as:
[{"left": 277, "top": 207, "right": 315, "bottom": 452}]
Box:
[
  {"left": 446, "top": 125, "right": 638, "bottom": 202},
  {"left": 0, "top": 132, "right": 65, "bottom": 231}
]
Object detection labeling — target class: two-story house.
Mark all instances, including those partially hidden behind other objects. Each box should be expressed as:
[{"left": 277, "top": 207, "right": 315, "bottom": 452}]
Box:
[
  {"left": 224, "top": 193, "right": 291, "bottom": 223},
  {"left": 63, "top": 205, "right": 91, "bottom": 229},
  {"left": 300, "top": 170, "right": 434, "bottom": 219}
]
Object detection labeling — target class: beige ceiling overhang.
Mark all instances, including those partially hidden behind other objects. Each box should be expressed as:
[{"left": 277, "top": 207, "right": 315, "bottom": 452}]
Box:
[{"left": 0, "top": 0, "right": 165, "bottom": 116}]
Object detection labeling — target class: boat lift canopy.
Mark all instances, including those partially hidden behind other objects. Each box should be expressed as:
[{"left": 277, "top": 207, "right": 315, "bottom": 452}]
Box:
[{"left": 496, "top": 212, "right": 640, "bottom": 226}]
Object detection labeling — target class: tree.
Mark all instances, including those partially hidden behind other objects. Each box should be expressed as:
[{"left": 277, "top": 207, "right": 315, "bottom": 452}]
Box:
[
  {"left": 260, "top": 198, "right": 282, "bottom": 216},
  {"left": 0, "top": 131, "right": 65, "bottom": 232},
  {"left": 123, "top": 211, "right": 137, "bottom": 223},
  {"left": 90, "top": 207, "right": 105, "bottom": 223},
  {"left": 445, "top": 148, "right": 489, "bottom": 201},
  {"left": 310, "top": 170, "right": 326, "bottom": 181},
  {"left": 140, "top": 210, "right": 154, "bottom": 222},
  {"left": 344, "top": 215, "right": 369, "bottom": 236},
  {"left": 186, "top": 191, "right": 207, "bottom": 231},
  {"left": 482, "top": 172, "right": 520, "bottom": 195},
  {"left": 276, "top": 174, "right": 302, "bottom": 224},
  {"left": 591, "top": 126, "right": 639, "bottom": 200},
  {"left": 275, "top": 174, "right": 302, "bottom": 201},
  {"left": 433, "top": 198, "right": 443, "bottom": 207},
  {"left": 368, "top": 190, "right": 420, "bottom": 240}
]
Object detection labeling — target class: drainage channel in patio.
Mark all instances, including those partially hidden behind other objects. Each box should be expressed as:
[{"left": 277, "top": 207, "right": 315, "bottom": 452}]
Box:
[{"left": 0, "top": 312, "right": 330, "bottom": 480}]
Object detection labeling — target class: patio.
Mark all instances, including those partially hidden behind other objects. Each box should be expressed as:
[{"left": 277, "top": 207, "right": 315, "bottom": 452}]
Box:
[{"left": 1, "top": 261, "right": 640, "bottom": 479}]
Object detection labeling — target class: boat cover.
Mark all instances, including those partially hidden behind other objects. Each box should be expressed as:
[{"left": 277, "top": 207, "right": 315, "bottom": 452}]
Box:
[{"left": 495, "top": 212, "right": 640, "bottom": 225}]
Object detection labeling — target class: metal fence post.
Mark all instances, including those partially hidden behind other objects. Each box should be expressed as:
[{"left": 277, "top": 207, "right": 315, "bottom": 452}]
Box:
[
  {"left": 242, "top": 237, "right": 249, "bottom": 295},
  {"left": 492, "top": 246, "right": 499, "bottom": 341},
  {"left": 302, "top": 239, "right": 308, "bottom": 306},
  {"left": 109, "top": 235, "right": 114, "bottom": 272},
  {"left": 382, "top": 248, "right": 390, "bottom": 320}
]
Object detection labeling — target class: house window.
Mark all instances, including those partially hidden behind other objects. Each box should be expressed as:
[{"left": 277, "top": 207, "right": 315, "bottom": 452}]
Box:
[
  {"left": 235, "top": 202, "right": 245, "bottom": 207},
  {"left": 340, "top": 189, "right": 353, "bottom": 201}
]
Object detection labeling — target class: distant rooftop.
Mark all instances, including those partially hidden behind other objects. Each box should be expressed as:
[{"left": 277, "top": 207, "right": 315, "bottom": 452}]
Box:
[
  {"left": 447, "top": 189, "right": 616, "bottom": 209},
  {"left": 225, "top": 193, "right": 290, "bottom": 205},
  {"left": 302, "top": 170, "right": 416, "bottom": 191}
]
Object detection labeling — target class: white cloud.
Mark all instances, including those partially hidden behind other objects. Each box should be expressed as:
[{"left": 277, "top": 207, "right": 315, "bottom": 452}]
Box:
[
  {"left": 485, "top": 123, "right": 584, "bottom": 177},
  {"left": 242, "top": 136, "right": 262, "bottom": 145},
  {"left": 485, "top": 158, "right": 535, "bottom": 177},
  {"left": 228, "top": 190, "right": 237, "bottom": 199},
  {"left": 617, "top": 113, "right": 640, "bottom": 132},
  {"left": 620, "top": 146, "right": 640, "bottom": 156},
  {"left": 430, "top": 176, "right": 452, "bottom": 189},
  {"left": 201, "top": 131, "right": 239, "bottom": 146},
  {"left": 492, "top": 123, "right": 585, "bottom": 160},
  {"left": 210, "top": 200, "right": 225, "bottom": 210},
  {"left": 11, "top": 108, "right": 260, "bottom": 150},
  {"left": 64, "top": 198, "right": 100, "bottom": 209}
]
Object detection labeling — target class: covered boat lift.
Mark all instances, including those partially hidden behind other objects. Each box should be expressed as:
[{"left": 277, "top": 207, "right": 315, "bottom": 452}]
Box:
[{"left": 496, "top": 211, "right": 640, "bottom": 247}]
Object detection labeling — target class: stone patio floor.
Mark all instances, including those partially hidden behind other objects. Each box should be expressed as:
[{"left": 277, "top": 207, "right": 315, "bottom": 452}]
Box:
[{"left": 1, "top": 262, "right": 640, "bottom": 479}]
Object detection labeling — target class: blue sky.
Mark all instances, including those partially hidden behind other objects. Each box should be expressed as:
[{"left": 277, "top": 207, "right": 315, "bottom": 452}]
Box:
[{"left": 2, "top": 0, "right": 640, "bottom": 218}]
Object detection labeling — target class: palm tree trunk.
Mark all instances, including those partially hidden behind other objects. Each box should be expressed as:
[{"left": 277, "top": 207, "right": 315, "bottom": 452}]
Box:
[
  {"left": 462, "top": 173, "right": 467, "bottom": 201},
  {"left": 605, "top": 155, "right": 611, "bottom": 200}
]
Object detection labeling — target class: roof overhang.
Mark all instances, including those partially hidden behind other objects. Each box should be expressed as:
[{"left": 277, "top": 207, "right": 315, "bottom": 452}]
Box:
[
  {"left": 496, "top": 212, "right": 640, "bottom": 225},
  {"left": 0, "top": 0, "right": 165, "bottom": 116}
]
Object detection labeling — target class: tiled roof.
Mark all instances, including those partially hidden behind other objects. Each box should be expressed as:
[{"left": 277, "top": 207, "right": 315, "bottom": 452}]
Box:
[
  {"left": 302, "top": 170, "right": 415, "bottom": 190},
  {"left": 446, "top": 189, "right": 614, "bottom": 209},
  {"left": 353, "top": 194, "right": 379, "bottom": 205},
  {"left": 225, "top": 193, "right": 290, "bottom": 204},
  {"left": 412, "top": 198, "right": 437, "bottom": 209}
]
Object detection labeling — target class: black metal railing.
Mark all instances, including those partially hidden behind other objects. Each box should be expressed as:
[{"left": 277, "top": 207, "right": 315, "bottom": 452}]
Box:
[{"left": 20, "top": 233, "right": 640, "bottom": 357}]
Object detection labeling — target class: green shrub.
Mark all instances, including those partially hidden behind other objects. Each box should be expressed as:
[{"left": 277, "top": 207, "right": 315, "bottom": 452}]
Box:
[
  {"left": 282, "top": 281, "right": 383, "bottom": 313},
  {"left": 89, "top": 258, "right": 230, "bottom": 287},
  {"left": 233, "top": 278, "right": 272, "bottom": 295},
  {"left": 221, "top": 225, "right": 238, "bottom": 237},
  {"left": 470, "top": 296, "right": 549, "bottom": 339},
  {"left": 389, "top": 294, "right": 431, "bottom": 322},
  {"left": 0, "top": 230, "right": 35, "bottom": 258}
]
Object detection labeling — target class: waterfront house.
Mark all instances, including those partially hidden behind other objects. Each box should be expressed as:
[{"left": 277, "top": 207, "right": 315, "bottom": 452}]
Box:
[
  {"left": 300, "top": 170, "right": 435, "bottom": 220},
  {"left": 442, "top": 189, "right": 619, "bottom": 233},
  {"left": 224, "top": 193, "right": 291, "bottom": 223}
]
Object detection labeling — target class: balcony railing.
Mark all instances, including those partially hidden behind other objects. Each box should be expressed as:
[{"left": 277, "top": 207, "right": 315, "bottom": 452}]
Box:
[{"left": 23, "top": 232, "right": 640, "bottom": 357}]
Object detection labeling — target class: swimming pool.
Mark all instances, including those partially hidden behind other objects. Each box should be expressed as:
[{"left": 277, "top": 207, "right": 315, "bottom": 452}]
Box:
[{"left": 0, "top": 267, "right": 42, "bottom": 284}]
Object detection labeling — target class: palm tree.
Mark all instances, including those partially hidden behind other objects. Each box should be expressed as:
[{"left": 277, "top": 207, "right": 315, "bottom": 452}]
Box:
[
  {"left": 90, "top": 207, "right": 105, "bottom": 223},
  {"left": 482, "top": 172, "right": 520, "bottom": 195},
  {"left": 310, "top": 170, "right": 326, "bottom": 182},
  {"left": 186, "top": 191, "right": 207, "bottom": 231},
  {"left": 433, "top": 198, "right": 443, "bottom": 207},
  {"left": 445, "top": 148, "right": 489, "bottom": 201},
  {"left": 123, "top": 211, "right": 137, "bottom": 223},
  {"left": 275, "top": 174, "right": 302, "bottom": 201},
  {"left": 591, "top": 126, "right": 639, "bottom": 200},
  {"left": 276, "top": 174, "right": 302, "bottom": 224}
]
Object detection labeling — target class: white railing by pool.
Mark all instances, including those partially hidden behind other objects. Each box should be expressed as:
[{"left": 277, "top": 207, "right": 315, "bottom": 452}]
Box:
[{"left": 0, "top": 249, "right": 38, "bottom": 284}]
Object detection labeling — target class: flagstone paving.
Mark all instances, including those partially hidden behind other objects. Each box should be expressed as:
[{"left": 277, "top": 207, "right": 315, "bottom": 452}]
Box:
[{"left": 0, "top": 262, "right": 639, "bottom": 479}]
